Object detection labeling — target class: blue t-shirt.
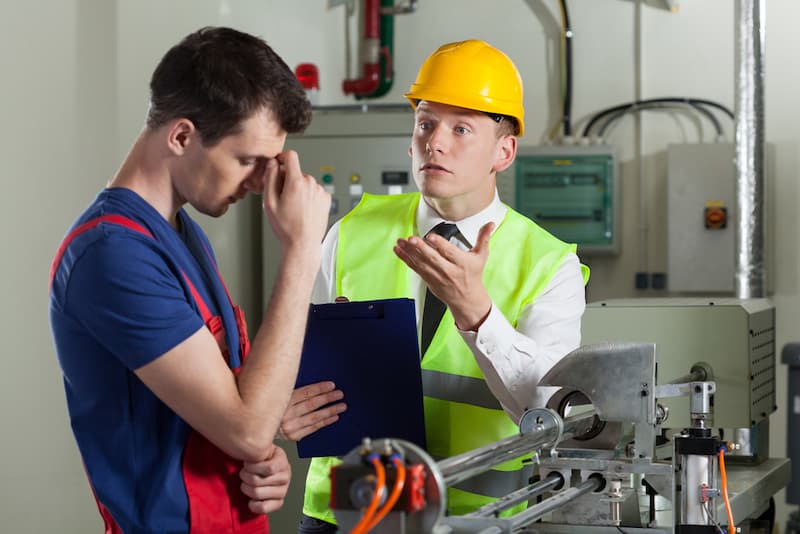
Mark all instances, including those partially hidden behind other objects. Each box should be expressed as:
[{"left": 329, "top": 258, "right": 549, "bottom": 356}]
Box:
[{"left": 49, "top": 188, "right": 243, "bottom": 533}]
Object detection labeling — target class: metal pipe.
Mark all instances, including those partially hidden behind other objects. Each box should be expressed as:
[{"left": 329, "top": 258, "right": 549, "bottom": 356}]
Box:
[
  {"left": 466, "top": 473, "right": 564, "bottom": 518},
  {"left": 380, "top": 0, "right": 417, "bottom": 15},
  {"left": 668, "top": 367, "right": 707, "bottom": 385},
  {"left": 439, "top": 428, "right": 558, "bottom": 488},
  {"left": 509, "top": 476, "right": 603, "bottom": 528},
  {"left": 681, "top": 455, "right": 713, "bottom": 525},
  {"left": 438, "top": 411, "right": 596, "bottom": 487},
  {"left": 364, "top": 0, "right": 396, "bottom": 99},
  {"left": 734, "top": 0, "right": 766, "bottom": 298},
  {"left": 343, "top": 0, "right": 381, "bottom": 96},
  {"left": 634, "top": 0, "right": 649, "bottom": 279}
]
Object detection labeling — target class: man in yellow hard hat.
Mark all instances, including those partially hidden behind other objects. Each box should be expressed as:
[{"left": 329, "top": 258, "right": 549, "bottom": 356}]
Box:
[{"left": 284, "top": 39, "right": 588, "bottom": 532}]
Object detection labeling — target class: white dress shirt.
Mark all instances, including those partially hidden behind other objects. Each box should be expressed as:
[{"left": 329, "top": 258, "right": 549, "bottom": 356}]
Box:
[{"left": 312, "top": 191, "right": 586, "bottom": 423}]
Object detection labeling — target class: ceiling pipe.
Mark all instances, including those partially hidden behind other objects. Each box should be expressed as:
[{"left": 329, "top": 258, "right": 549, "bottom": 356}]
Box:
[
  {"left": 343, "top": 0, "right": 381, "bottom": 97},
  {"left": 734, "top": 0, "right": 766, "bottom": 299},
  {"left": 361, "top": 0, "right": 396, "bottom": 99}
]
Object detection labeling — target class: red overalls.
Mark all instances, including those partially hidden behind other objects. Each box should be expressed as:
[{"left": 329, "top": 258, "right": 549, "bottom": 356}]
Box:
[{"left": 50, "top": 214, "right": 269, "bottom": 534}]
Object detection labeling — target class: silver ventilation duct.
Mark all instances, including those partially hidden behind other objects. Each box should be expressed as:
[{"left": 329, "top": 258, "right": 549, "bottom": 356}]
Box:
[{"left": 734, "top": 0, "right": 767, "bottom": 299}]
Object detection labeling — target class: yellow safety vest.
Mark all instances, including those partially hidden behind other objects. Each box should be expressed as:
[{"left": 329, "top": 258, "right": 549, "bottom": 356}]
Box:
[{"left": 303, "top": 192, "right": 587, "bottom": 522}]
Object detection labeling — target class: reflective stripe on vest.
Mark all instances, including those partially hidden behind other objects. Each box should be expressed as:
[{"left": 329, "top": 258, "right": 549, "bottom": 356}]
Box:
[
  {"left": 421, "top": 368, "right": 501, "bottom": 411},
  {"left": 305, "top": 193, "right": 582, "bottom": 518},
  {"left": 50, "top": 215, "right": 266, "bottom": 534}
]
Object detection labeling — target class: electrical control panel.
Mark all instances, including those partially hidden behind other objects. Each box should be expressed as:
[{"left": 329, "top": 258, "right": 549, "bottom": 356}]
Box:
[
  {"left": 286, "top": 104, "right": 417, "bottom": 223},
  {"left": 507, "top": 144, "right": 619, "bottom": 254},
  {"left": 666, "top": 142, "right": 773, "bottom": 293}
]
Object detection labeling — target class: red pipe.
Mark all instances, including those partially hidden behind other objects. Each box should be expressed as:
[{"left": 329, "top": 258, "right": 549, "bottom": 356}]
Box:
[
  {"left": 363, "top": 0, "right": 379, "bottom": 38},
  {"left": 343, "top": 0, "right": 381, "bottom": 96},
  {"left": 343, "top": 63, "right": 380, "bottom": 95}
]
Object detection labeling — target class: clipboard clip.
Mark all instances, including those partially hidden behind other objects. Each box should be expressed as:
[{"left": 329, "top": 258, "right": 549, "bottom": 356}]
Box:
[{"left": 313, "top": 300, "right": 387, "bottom": 320}]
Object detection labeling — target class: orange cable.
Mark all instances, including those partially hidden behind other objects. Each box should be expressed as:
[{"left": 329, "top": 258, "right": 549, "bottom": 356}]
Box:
[
  {"left": 719, "top": 447, "right": 735, "bottom": 533},
  {"left": 365, "top": 455, "right": 407, "bottom": 531},
  {"left": 350, "top": 455, "right": 386, "bottom": 534}
]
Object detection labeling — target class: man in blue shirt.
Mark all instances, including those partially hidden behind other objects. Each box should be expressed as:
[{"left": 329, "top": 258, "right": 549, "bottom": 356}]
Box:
[{"left": 49, "top": 27, "right": 331, "bottom": 533}]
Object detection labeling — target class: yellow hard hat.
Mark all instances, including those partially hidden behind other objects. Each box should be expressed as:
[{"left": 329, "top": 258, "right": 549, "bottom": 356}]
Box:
[{"left": 404, "top": 39, "right": 525, "bottom": 136}]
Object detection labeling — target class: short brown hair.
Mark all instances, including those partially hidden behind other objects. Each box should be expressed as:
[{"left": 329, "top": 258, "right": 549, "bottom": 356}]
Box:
[{"left": 146, "top": 27, "right": 311, "bottom": 146}]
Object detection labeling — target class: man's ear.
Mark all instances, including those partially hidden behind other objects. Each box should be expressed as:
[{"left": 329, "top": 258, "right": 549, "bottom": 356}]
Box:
[
  {"left": 492, "top": 134, "right": 517, "bottom": 174},
  {"left": 166, "top": 119, "right": 196, "bottom": 156}
]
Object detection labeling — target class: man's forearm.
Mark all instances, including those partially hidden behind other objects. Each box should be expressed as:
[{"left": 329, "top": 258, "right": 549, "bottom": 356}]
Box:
[{"left": 235, "top": 248, "right": 321, "bottom": 456}]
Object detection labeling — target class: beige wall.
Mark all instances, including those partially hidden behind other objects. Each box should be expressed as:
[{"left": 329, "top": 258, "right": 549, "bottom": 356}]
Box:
[{"left": 3, "top": 1, "right": 798, "bottom": 532}]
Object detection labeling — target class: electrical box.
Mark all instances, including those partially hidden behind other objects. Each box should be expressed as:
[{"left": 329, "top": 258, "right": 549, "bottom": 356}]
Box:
[
  {"left": 285, "top": 104, "right": 416, "bottom": 223},
  {"left": 666, "top": 142, "right": 773, "bottom": 293},
  {"left": 509, "top": 145, "right": 619, "bottom": 254},
  {"left": 581, "top": 297, "right": 776, "bottom": 430}
]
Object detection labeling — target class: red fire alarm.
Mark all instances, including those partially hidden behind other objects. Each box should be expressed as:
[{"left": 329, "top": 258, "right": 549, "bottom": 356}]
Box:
[
  {"left": 295, "top": 63, "right": 319, "bottom": 105},
  {"left": 295, "top": 63, "right": 319, "bottom": 90}
]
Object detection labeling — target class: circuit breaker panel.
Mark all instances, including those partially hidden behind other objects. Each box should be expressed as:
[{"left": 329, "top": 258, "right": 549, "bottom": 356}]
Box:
[{"left": 509, "top": 145, "right": 619, "bottom": 254}]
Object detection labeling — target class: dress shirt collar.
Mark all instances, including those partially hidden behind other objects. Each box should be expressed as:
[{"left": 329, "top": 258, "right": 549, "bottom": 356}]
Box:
[{"left": 416, "top": 190, "right": 508, "bottom": 249}]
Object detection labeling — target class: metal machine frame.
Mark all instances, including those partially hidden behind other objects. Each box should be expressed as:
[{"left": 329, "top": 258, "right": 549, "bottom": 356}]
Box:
[{"left": 330, "top": 343, "right": 789, "bottom": 533}]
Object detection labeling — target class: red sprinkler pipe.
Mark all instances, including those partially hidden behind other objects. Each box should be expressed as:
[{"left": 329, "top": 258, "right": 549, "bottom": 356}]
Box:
[{"left": 343, "top": 0, "right": 381, "bottom": 96}]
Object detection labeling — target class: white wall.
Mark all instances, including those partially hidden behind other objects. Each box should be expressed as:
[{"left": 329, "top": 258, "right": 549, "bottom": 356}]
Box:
[
  {"left": 3, "top": 1, "right": 797, "bottom": 532},
  {"left": 0, "top": 1, "right": 118, "bottom": 532}
]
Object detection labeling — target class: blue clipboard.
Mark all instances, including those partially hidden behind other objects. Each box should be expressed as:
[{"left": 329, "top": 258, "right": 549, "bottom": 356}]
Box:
[{"left": 295, "top": 298, "right": 426, "bottom": 458}]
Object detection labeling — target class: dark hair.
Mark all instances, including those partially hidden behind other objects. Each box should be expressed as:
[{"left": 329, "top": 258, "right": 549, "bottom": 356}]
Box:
[{"left": 146, "top": 27, "right": 311, "bottom": 146}]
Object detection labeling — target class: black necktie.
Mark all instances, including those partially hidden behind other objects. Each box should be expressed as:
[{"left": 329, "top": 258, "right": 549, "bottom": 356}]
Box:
[{"left": 420, "top": 222, "right": 460, "bottom": 357}]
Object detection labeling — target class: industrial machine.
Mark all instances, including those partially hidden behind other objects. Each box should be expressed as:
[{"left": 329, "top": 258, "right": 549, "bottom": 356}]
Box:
[
  {"left": 326, "top": 342, "right": 788, "bottom": 533},
  {"left": 783, "top": 344, "right": 800, "bottom": 534},
  {"left": 581, "top": 298, "right": 776, "bottom": 460}
]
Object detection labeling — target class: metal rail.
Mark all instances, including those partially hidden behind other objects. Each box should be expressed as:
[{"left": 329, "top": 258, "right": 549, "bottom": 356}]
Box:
[
  {"left": 509, "top": 476, "right": 603, "bottom": 528},
  {"left": 668, "top": 366, "right": 707, "bottom": 385},
  {"left": 466, "top": 472, "right": 564, "bottom": 518},
  {"left": 438, "top": 410, "right": 597, "bottom": 487}
]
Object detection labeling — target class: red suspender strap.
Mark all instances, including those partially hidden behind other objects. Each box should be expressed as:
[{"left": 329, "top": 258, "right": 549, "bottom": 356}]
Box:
[
  {"left": 51, "top": 216, "right": 210, "bottom": 315},
  {"left": 180, "top": 274, "right": 230, "bottom": 355},
  {"left": 89, "top": 481, "right": 124, "bottom": 534},
  {"left": 180, "top": 275, "right": 213, "bottom": 323},
  {"left": 52, "top": 215, "right": 267, "bottom": 533},
  {"left": 200, "top": 244, "right": 251, "bottom": 360},
  {"left": 49, "top": 214, "right": 153, "bottom": 289}
]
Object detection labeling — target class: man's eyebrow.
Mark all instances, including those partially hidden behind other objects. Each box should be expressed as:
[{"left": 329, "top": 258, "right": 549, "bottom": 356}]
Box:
[{"left": 239, "top": 153, "right": 269, "bottom": 160}]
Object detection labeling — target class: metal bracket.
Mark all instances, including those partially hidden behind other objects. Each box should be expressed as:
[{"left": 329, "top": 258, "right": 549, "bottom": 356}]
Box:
[{"left": 540, "top": 342, "right": 658, "bottom": 460}]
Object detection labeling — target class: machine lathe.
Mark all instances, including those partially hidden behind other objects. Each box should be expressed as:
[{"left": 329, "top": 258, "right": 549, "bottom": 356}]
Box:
[{"left": 328, "top": 337, "right": 788, "bottom": 533}]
